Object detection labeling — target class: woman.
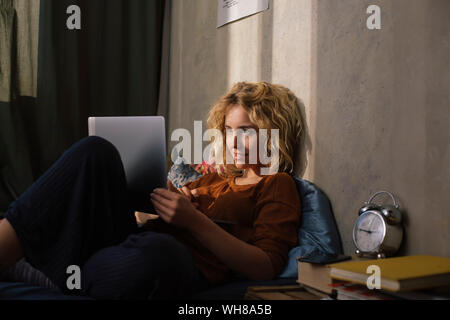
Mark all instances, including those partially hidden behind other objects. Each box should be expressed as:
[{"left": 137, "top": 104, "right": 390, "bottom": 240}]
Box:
[{"left": 0, "top": 81, "right": 304, "bottom": 299}]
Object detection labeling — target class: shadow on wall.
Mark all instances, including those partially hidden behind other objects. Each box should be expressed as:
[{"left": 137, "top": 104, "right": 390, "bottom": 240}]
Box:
[
  {"left": 258, "top": 0, "right": 273, "bottom": 82},
  {"left": 294, "top": 98, "right": 312, "bottom": 179}
]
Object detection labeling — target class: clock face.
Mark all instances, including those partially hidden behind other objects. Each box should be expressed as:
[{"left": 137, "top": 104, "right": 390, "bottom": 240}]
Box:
[{"left": 353, "top": 211, "right": 386, "bottom": 253}]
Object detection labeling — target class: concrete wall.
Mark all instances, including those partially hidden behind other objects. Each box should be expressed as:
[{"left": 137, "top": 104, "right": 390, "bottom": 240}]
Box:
[{"left": 164, "top": 0, "right": 450, "bottom": 257}]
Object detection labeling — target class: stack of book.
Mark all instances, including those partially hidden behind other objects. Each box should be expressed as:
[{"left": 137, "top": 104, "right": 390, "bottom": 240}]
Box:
[
  {"left": 296, "top": 254, "right": 356, "bottom": 299},
  {"left": 297, "top": 255, "right": 450, "bottom": 300}
]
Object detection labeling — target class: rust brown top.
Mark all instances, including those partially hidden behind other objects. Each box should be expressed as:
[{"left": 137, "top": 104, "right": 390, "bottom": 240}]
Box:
[{"left": 142, "top": 172, "right": 301, "bottom": 285}]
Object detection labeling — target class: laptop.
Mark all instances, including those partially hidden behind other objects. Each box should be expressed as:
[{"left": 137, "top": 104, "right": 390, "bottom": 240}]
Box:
[{"left": 88, "top": 116, "right": 167, "bottom": 213}]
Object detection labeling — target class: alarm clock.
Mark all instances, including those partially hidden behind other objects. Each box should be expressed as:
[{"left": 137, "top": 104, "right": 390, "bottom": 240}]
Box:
[{"left": 353, "top": 191, "right": 404, "bottom": 259}]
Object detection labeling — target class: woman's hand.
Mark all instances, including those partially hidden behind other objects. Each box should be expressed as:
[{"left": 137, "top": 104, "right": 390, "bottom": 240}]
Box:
[
  {"left": 176, "top": 186, "right": 199, "bottom": 205},
  {"left": 167, "top": 180, "right": 199, "bottom": 208},
  {"left": 150, "top": 188, "right": 202, "bottom": 230}
]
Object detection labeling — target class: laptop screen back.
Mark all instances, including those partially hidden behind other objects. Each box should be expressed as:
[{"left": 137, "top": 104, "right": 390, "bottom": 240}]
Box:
[{"left": 88, "top": 116, "right": 167, "bottom": 213}]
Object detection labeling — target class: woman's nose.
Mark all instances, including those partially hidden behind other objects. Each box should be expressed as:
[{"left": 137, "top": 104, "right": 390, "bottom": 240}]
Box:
[
  {"left": 226, "top": 129, "right": 247, "bottom": 148},
  {"left": 232, "top": 131, "right": 245, "bottom": 146}
]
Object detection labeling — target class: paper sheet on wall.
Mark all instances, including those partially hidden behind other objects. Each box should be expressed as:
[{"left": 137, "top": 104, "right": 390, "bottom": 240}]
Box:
[{"left": 217, "top": 0, "right": 269, "bottom": 28}]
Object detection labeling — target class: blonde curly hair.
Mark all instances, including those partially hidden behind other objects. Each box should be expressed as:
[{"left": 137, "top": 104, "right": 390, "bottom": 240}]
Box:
[{"left": 206, "top": 81, "right": 303, "bottom": 177}]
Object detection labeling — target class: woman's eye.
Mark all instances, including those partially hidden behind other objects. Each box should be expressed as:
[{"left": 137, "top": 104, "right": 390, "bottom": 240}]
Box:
[
  {"left": 243, "top": 129, "right": 256, "bottom": 136},
  {"left": 225, "top": 128, "right": 256, "bottom": 136}
]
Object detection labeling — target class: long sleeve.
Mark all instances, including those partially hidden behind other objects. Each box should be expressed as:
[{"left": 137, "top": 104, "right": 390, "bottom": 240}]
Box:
[{"left": 248, "top": 173, "right": 301, "bottom": 276}]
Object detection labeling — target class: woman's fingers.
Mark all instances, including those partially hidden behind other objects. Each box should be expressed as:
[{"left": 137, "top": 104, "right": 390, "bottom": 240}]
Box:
[
  {"left": 182, "top": 186, "right": 193, "bottom": 198},
  {"left": 191, "top": 188, "right": 199, "bottom": 198},
  {"left": 156, "top": 186, "right": 197, "bottom": 204},
  {"left": 151, "top": 188, "right": 199, "bottom": 219},
  {"left": 151, "top": 197, "right": 171, "bottom": 216},
  {"left": 150, "top": 192, "right": 173, "bottom": 208},
  {"left": 152, "top": 189, "right": 195, "bottom": 210},
  {"left": 153, "top": 188, "right": 177, "bottom": 200},
  {"left": 176, "top": 187, "right": 191, "bottom": 199}
]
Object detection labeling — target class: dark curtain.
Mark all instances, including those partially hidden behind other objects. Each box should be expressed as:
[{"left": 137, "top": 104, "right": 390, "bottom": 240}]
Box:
[{"left": 0, "top": 0, "right": 165, "bottom": 217}]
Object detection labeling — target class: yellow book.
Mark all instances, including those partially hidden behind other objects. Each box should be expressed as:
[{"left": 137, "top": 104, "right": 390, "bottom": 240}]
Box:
[{"left": 328, "top": 255, "right": 450, "bottom": 292}]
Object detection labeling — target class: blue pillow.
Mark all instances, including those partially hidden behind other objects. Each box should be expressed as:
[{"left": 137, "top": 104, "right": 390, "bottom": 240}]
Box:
[{"left": 278, "top": 177, "right": 343, "bottom": 278}]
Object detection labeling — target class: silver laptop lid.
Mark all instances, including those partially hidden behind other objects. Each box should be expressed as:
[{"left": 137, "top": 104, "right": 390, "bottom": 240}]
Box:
[{"left": 88, "top": 116, "right": 167, "bottom": 213}]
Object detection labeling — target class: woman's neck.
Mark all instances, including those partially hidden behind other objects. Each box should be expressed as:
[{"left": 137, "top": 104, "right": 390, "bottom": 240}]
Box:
[{"left": 239, "top": 167, "right": 262, "bottom": 179}]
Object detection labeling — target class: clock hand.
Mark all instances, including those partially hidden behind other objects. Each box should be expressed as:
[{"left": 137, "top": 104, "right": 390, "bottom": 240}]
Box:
[
  {"left": 360, "top": 228, "right": 380, "bottom": 234},
  {"left": 369, "top": 218, "right": 375, "bottom": 230}
]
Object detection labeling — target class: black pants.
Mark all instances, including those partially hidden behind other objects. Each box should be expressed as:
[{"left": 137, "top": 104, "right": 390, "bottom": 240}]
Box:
[{"left": 5, "top": 136, "right": 210, "bottom": 299}]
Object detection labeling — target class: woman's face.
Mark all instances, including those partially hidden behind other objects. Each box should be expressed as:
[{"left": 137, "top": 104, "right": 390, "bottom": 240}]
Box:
[{"left": 224, "top": 104, "right": 261, "bottom": 169}]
